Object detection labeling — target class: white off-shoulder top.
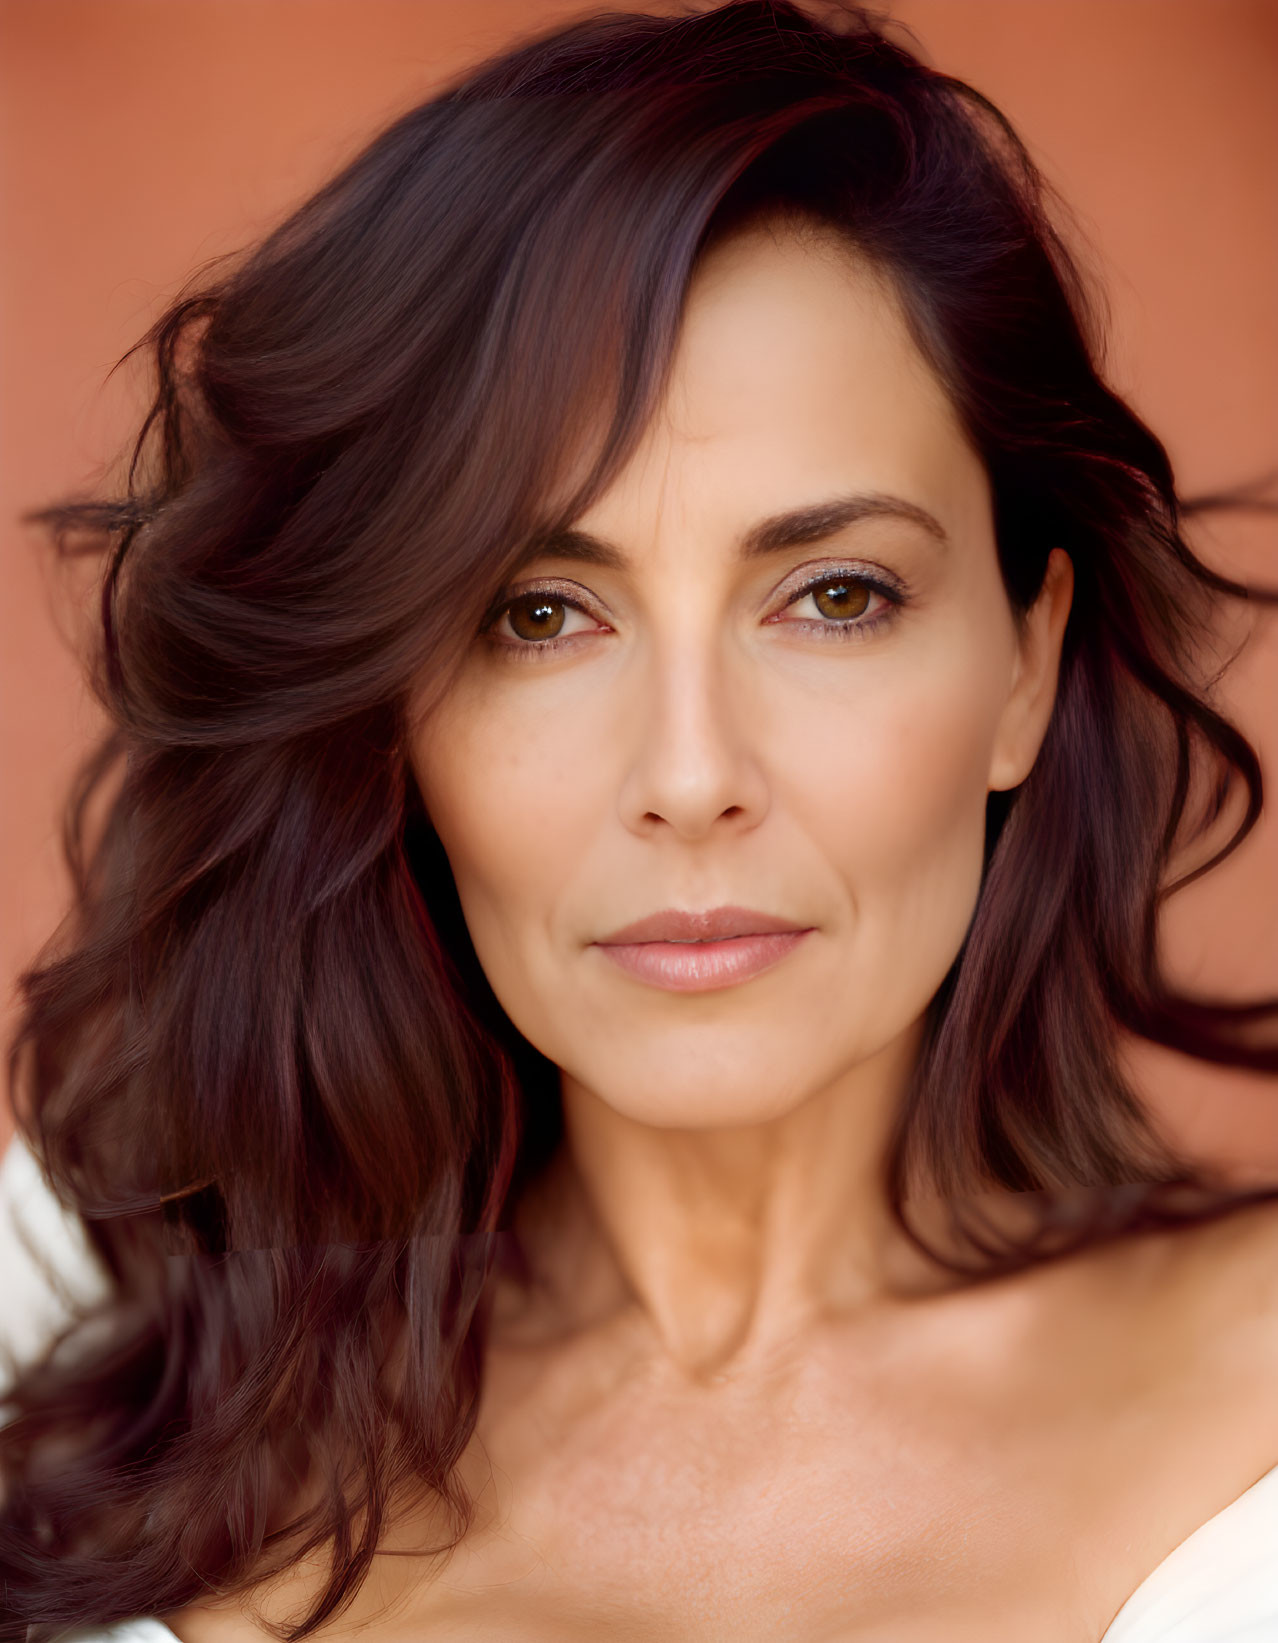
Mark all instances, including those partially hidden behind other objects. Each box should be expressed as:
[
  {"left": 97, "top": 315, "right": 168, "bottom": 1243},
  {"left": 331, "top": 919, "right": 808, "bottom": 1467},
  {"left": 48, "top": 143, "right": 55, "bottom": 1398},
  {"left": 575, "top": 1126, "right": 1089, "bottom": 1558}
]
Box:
[{"left": 3, "top": 1135, "right": 1276, "bottom": 1643}]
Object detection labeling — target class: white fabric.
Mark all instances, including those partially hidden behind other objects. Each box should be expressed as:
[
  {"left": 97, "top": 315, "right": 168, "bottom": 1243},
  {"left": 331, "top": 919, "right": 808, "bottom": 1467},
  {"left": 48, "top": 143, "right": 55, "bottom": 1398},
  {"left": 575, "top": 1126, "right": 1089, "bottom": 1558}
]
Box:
[
  {"left": 1097, "top": 1460, "right": 1278, "bottom": 1641},
  {"left": 3, "top": 1133, "right": 1277, "bottom": 1641},
  {"left": 58, "top": 1627, "right": 180, "bottom": 1643},
  {"left": 0, "top": 1127, "right": 111, "bottom": 1404}
]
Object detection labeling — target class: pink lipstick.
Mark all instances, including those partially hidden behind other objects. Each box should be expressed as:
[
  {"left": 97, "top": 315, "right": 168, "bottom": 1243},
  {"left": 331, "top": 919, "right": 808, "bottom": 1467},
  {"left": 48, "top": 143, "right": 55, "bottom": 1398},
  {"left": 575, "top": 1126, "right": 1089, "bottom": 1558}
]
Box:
[{"left": 592, "top": 906, "right": 813, "bottom": 993}]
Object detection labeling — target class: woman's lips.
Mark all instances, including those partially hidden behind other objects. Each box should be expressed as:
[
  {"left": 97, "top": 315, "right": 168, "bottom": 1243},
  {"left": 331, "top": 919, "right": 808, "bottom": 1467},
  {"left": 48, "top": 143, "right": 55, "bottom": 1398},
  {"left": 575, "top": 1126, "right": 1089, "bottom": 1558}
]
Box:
[{"left": 592, "top": 906, "right": 813, "bottom": 993}]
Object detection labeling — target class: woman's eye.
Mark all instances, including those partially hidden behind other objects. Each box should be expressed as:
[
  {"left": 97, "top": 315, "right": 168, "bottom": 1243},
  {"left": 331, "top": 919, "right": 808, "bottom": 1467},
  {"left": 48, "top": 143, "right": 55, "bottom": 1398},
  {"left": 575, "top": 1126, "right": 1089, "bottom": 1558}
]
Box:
[
  {"left": 807, "top": 578, "right": 872, "bottom": 620},
  {"left": 491, "top": 592, "right": 599, "bottom": 647},
  {"left": 506, "top": 594, "right": 568, "bottom": 642},
  {"left": 778, "top": 573, "right": 891, "bottom": 629}
]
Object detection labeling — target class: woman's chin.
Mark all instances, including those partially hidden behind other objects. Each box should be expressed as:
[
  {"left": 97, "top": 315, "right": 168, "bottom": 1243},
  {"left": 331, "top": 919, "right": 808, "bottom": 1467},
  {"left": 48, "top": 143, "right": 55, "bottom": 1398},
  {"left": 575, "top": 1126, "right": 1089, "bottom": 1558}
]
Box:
[{"left": 560, "top": 1060, "right": 831, "bottom": 1131}]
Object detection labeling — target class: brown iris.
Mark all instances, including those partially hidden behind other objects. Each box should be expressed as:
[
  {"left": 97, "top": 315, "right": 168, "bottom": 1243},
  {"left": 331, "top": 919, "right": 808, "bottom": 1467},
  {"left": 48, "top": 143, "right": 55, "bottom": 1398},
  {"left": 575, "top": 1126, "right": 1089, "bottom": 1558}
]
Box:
[
  {"left": 811, "top": 578, "right": 871, "bottom": 620},
  {"left": 507, "top": 594, "right": 567, "bottom": 641}
]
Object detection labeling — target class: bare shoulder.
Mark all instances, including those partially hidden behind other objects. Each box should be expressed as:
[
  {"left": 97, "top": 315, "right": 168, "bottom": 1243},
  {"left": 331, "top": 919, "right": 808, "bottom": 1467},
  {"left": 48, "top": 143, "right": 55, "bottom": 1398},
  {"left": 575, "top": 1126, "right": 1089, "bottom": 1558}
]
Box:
[
  {"left": 976, "top": 1183, "right": 1278, "bottom": 1438},
  {"left": 164, "top": 1469, "right": 477, "bottom": 1642},
  {"left": 1098, "top": 1186, "right": 1278, "bottom": 1426},
  {"left": 1171, "top": 1188, "right": 1278, "bottom": 1333}
]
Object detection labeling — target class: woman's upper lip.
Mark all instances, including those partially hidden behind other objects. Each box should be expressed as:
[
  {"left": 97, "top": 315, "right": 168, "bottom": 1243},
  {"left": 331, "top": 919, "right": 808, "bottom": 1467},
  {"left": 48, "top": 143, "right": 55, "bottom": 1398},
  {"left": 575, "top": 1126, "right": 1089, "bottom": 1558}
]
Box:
[{"left": 594, "top": 906, "right": 811, "bottom": 945}]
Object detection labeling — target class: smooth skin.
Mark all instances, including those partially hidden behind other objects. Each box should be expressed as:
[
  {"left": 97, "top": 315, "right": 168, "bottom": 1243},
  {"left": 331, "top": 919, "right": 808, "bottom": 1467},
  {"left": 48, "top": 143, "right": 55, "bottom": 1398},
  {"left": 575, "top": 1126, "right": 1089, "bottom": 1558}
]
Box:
[{"left": 173, "top": 222, "right": 1278, "bottom": 1642}]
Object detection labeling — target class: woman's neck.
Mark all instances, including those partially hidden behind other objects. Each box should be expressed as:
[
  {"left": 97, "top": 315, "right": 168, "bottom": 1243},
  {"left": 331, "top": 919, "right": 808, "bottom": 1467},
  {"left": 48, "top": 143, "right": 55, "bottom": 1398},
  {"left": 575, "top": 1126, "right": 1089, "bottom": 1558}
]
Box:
[{"left": 508, "top": 1020, "right": 947, "bottom": 1377}]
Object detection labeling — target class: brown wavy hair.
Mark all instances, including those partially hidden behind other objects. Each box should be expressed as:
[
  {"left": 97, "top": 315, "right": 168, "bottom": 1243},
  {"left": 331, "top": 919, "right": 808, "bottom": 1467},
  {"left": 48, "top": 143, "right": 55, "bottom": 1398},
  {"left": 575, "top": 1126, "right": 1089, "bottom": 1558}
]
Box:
[{"left": 3, "top": 1, "right": 1277, "bottom": 1635}]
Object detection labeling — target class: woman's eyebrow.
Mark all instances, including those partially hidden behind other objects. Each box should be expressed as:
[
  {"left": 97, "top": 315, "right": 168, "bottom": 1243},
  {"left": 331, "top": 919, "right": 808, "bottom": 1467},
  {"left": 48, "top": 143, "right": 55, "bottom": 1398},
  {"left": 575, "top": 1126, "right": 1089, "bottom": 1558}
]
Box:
[
  {"left": 518, "top": 491, "right": 949, "bottom": 572},
  {"left": 740, "top": 492, "right": 949, "bottom": 557}
]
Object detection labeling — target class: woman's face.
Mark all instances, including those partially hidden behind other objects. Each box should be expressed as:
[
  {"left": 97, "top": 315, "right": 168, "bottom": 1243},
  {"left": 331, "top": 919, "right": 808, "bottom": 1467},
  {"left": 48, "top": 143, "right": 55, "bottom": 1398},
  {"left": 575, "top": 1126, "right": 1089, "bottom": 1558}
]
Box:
[{"left": 410, "top": 222, "right": 1070, "bottom": 1129}]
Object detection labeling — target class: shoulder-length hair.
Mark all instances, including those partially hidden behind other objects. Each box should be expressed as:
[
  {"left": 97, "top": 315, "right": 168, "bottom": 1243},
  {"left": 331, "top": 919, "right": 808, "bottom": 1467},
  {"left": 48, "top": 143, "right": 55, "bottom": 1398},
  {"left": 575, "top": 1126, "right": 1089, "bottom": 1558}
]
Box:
[{"left": 3, "top": 1, "right": 1276, "bottom": 1634}]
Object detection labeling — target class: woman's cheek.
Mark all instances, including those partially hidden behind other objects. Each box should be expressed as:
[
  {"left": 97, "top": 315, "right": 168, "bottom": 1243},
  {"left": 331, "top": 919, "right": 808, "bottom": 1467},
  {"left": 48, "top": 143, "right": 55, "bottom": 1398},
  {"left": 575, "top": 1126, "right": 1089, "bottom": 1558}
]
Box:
[
  {"left": 412, "top": 693, "right": 604, "bottom": 956},
  {"left": 791, "top": 640, "right": 1006, "bottom": 859}
]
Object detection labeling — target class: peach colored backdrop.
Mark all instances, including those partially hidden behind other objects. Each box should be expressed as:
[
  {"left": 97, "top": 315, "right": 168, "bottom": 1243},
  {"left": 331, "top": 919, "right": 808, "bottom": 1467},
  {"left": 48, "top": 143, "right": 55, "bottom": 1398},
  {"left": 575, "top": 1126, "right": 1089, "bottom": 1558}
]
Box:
[{"left": 2, "top": 1, "right": 1275, "bottom": 1164}]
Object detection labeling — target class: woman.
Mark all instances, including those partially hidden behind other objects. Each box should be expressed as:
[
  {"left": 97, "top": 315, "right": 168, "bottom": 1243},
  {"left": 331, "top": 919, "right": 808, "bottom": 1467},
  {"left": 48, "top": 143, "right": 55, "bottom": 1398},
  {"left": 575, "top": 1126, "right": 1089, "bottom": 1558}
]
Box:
[{"left": 3, "top": 1, "right": 1277, "bottom": 1638}]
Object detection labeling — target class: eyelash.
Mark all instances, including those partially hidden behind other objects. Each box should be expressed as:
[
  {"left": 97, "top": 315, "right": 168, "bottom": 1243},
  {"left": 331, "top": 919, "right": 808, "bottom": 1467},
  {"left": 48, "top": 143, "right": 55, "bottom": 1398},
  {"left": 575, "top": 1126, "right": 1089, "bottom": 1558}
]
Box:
[
  {"left": 482, "top": 565, "right": 907, "bottom": 660},
  {"left": 766, "top": 567, "right": 905, "bottom": 642}
]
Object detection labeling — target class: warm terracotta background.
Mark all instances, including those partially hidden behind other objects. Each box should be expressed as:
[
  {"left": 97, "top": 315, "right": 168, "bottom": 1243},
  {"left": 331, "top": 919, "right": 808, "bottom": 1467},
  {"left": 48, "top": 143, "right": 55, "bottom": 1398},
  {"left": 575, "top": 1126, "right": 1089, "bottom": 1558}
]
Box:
[{"left": 1, "top": 0, "right": 1275, "bottom": 1166}]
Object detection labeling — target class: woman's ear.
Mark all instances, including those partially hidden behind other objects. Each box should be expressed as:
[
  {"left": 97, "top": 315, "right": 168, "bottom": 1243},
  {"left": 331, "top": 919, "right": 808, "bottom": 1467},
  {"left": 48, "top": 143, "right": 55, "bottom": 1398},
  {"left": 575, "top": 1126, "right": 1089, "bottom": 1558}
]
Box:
[{"left": 988, "top": 547, "right": 1074, "bottom": 792}]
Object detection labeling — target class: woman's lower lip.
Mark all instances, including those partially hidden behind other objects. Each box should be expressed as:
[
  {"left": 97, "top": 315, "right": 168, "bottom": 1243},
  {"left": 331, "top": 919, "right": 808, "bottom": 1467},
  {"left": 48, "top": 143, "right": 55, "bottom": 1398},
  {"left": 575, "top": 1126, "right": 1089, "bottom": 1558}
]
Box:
[{"left": 593, "top": 930, "right": 811, "bottom": 992}]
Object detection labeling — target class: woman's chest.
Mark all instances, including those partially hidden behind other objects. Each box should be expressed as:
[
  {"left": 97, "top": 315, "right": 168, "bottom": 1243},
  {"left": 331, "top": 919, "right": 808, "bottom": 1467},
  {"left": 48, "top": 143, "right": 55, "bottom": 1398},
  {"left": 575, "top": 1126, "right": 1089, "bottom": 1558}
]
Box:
[
  {"left": 169, "top": 1358, "right": 1151, "bottom": 1643},
  {"left": 176, "top": 1236, "right": 1278, "bottom": 1643},
  {"left": 392, "top": 1352, "right": 1156, "bottom": 1641},
  {"left": 373, "top": 1436, "right": 1106, "bottom": 1643},
  {"left": 402, "top": 1286, "right": 1278, "bottom": 1643}
]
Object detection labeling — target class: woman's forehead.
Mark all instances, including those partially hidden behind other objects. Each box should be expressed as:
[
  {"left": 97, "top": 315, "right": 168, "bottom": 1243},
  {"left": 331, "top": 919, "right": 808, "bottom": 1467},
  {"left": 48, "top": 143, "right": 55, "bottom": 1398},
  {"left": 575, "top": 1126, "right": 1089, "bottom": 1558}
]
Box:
[{"left": 567, "top": 226, "right": 983, "bottom": 558}]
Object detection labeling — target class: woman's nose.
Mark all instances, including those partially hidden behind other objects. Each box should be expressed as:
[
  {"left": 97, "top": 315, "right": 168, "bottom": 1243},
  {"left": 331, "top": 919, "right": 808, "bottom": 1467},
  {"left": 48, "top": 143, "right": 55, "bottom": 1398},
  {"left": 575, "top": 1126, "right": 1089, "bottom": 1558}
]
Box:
[{"left": 614, "top": 643, "right": 771, "bottom": 841}]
